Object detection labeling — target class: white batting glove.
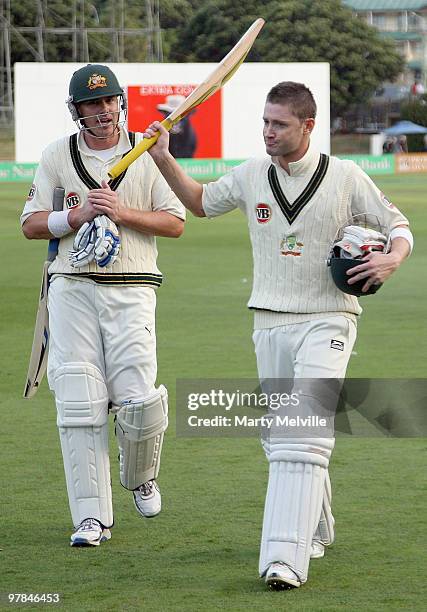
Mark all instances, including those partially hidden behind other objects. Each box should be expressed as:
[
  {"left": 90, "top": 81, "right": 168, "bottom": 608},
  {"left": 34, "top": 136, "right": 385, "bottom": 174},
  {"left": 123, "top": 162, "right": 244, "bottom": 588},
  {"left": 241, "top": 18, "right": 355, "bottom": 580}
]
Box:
[
  {"left": 93, "top": 215, "right": 121, "bottom": 268},
  {"left": 69, "top": 221, "right": 96, "bottom": 268}
]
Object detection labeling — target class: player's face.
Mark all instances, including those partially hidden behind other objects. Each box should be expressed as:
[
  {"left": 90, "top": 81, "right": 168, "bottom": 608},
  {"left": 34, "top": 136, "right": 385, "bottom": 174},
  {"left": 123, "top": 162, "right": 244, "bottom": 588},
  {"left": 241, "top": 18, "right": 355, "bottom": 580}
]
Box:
[
  {"left": 77, "top": 96, "right": 120, "bottom": 139},
  {"left": 263, "top": 102, "right": 314, "bottom": 160}
]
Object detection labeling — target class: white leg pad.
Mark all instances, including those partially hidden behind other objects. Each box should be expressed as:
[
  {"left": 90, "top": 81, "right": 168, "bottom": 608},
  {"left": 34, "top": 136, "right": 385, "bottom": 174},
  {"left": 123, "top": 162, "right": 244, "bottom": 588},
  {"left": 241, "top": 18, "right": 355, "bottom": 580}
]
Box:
[
  {"left": 313, "top": 470, "right": 335, "bottom": 546},
  {"left": 54, "top": 362, "right": 112, "bottom": 528},
  {"left": 259, "top": 438, "right": 335, "bottom": 583},
  {"left": 115, "top": 385, "right": 168, "bottom": 490}
]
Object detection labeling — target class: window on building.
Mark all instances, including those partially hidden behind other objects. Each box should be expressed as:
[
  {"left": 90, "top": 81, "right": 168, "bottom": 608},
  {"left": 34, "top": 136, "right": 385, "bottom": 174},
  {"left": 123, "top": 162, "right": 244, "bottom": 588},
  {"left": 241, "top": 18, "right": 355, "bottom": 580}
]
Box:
[
  {"left": 408, "top": 12, "right": 425, "bottom": 30},
  {"left": 411, "top": 41, "right": 423, "bottom": 59},
  {"left": 397, "top": 12, "right": 408, "bottom": 31},
  {"left": 372, "top": 13, "right": 386, "bottom": 29}
]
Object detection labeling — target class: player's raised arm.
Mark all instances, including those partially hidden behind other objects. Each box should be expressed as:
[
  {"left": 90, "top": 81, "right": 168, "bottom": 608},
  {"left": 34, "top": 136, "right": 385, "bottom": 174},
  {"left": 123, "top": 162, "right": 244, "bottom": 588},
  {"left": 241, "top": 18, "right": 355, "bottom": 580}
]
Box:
[{"left": 144, "top": 121, "right": 205, "bottom": 218}]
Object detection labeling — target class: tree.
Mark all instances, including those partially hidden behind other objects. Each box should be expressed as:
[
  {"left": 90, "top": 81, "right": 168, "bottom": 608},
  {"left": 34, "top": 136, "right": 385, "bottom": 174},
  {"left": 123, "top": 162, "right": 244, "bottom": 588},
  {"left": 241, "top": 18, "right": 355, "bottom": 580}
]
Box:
[
  {"left": 400, "top": 96, "right": 427, "bottom": 151},
  {"left": 171, "top": 0, "right": 404, "bottom": 118},
  {"left": 6, "top": 0, "right": 160, "bottom": 65},
  {"left": 158, "top": 0, "right": 198, "bottom": 60}
]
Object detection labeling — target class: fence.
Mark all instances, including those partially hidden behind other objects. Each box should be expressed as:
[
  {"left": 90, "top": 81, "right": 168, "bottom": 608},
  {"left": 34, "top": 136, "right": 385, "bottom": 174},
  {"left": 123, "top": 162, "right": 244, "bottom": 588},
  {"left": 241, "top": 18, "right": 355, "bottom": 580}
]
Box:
[{"left": 1, "top": 153, "right": 427, "bottom": 183}]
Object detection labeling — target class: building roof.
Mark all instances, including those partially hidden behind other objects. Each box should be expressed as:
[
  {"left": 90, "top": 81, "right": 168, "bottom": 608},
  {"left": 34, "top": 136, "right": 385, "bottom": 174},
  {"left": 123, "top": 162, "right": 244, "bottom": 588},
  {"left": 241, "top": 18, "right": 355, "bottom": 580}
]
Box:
[{"left": 343, "top": 1, "right": 427, "bottom": 10}]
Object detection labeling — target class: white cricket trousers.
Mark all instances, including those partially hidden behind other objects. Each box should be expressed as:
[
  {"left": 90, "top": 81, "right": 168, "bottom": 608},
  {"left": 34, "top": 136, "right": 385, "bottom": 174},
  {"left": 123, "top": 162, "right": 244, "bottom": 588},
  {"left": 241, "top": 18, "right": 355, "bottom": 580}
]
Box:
[
  {"left": 253, "top": 316, "right": 357, "bottom": 582},
  {"left": 46, "top": 276, "right": 158, "bottom": 528},
  {"left": 47, "top": 276, "right": 157, "bottom": 402},
  {"left": 253, "top": 316, "right": 356, "bottom": 380}
]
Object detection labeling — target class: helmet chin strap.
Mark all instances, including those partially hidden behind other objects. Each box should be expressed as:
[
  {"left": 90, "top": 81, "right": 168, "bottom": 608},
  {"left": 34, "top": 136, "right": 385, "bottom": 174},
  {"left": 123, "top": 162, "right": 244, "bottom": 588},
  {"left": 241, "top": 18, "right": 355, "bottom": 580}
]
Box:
[
  {"left": 79, "top": 122, "right": 122, "bottom": 140},
  {"left": 76, "top": 109, "right": 126, "bottom": 140}
]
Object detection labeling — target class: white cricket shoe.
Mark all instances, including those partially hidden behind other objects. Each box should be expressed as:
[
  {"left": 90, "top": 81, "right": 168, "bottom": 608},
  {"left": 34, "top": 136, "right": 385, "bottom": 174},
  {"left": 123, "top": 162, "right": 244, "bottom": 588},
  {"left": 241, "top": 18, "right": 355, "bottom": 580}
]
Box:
[
  {"left": 265, "top": 563, "right": 301, "bottom": 590},
  {"left": 70, "top": 518, "right": 111, "bottom": 547},
  {"left": 311, "top": 540, "right": 326, "bottom": 559},
  {"left": 133, "top": 479, "right": 161, "bottom": 518}
]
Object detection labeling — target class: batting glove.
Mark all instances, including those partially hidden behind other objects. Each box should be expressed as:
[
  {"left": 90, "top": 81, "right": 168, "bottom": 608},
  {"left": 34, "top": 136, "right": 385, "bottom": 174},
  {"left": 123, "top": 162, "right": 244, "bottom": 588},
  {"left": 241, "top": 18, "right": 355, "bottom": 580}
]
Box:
[
  {"left": 69, "top": 220, "right": 97, "bottom": 268},
  {"left": 93, "top": 215, "right": 121, "bottom": 268}
]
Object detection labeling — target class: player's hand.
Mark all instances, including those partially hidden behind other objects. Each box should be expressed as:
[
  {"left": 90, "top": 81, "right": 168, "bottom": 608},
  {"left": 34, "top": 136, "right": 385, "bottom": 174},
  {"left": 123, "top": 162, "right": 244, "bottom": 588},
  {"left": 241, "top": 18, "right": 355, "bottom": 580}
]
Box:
[
  {"left": 346, "top": 251, "right": 400, "bottom": 293},
  {"left": 68, "top": 200, "right": 98, "bottom": 230},
  {"left": 88, "top": 180, "right": 124, "bottom": 224},
  {"left": 143, "top": 121, "right": 171, "bottom": 161}
]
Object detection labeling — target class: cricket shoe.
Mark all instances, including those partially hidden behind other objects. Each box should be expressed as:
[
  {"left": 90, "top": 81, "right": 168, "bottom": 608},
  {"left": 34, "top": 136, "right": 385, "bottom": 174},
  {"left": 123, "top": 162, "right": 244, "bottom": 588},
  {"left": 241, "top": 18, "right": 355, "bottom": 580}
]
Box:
[
  {"left": 311, "top": 540, "right": 326, "bottom": 559},
  {"left": 265, "top": 563, "right": 301, "bottom": 590},
  {"left": 133, "top": 479, "right": 161, "bottom": 518},
  {"left": 70, "top": 518, "right": 111, "bottom": 547}
]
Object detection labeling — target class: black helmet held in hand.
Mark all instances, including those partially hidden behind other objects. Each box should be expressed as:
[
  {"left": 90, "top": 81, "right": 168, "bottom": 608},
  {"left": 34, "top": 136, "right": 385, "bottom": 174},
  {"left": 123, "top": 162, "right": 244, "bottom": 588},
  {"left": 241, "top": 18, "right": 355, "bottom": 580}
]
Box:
[{"left": 327, "top": 223, "right": 388, "bottom": 297}]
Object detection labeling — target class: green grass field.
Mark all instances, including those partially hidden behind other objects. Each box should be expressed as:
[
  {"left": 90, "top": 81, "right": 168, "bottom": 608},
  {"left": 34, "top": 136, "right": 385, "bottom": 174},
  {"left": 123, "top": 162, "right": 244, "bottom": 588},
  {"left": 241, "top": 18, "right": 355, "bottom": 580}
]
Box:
[{"left": 1, "top": 175, "right": 426, "bottom": 611}]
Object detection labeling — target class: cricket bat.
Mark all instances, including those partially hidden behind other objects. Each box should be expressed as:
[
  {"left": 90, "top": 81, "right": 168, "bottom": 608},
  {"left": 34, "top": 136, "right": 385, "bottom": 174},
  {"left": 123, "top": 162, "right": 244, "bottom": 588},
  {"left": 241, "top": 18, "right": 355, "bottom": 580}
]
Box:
[
  {"left": 23, "top": 187, "right": 65, "bottom": 399},
  {"left": 108, "top": 17, "right": 265, "bottom": 179}
]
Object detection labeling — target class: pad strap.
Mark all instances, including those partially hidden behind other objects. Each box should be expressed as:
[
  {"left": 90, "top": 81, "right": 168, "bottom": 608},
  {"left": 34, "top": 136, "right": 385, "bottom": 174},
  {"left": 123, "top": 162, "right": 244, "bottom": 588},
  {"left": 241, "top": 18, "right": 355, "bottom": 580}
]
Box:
[{"left": 313, "top": 470, "right": 335, "bottom": 546}]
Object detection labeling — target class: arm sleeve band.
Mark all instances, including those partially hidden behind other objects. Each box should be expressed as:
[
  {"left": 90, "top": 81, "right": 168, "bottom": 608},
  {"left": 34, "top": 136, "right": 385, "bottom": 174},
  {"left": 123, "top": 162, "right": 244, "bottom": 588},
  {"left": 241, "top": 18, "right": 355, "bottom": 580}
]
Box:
[
  {"left": 389, "top": 226, "right": 413, "bottom": 254},
  {"left": 48, "top": 210, "right": 72, "bottom": 238}
]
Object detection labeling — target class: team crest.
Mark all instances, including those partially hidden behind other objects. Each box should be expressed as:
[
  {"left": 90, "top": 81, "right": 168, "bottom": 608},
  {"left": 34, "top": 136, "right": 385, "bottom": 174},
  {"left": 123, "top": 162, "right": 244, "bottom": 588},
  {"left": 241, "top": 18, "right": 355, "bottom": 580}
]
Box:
[
  {"left": 280, "top": 235, "right": 304, "bottom": 256},
  {"left": 87, "top": 73, "right": 107, "bottom": 90},
  {"left": 66, "top": 192, "right": 80, "bottom": 209},
  {"left": 256, "top": 203, "right": 272, "bottom": 224},
  {"left": 27, "top": 184, "right": 36, "bottom": 201}
]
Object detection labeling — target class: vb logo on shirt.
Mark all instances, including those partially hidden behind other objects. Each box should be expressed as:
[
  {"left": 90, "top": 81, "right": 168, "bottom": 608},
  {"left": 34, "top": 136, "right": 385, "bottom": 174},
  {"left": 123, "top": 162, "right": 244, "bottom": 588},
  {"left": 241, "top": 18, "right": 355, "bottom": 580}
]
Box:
[
  {"left": 66, "top": 192, "right": 80, "bottom": 209},
  {"left": 27, "top": 184, "right": 36, "bottom": 201},
  {"left": 255, "top": 203, "right": 272, "bottom": 223}
]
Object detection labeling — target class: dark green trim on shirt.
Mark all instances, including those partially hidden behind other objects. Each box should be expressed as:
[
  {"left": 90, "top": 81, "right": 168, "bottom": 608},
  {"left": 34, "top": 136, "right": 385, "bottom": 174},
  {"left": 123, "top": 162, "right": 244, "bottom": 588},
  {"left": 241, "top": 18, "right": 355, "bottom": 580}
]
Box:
[
  {"left": 268, "top": 154, "right": 329, "bottom": 224},
  {"left": 72, "top": 272, "right": 163, "bottom": 287},
  {"left": 69, "top": 131, "right": 136, "bottom": 191}
]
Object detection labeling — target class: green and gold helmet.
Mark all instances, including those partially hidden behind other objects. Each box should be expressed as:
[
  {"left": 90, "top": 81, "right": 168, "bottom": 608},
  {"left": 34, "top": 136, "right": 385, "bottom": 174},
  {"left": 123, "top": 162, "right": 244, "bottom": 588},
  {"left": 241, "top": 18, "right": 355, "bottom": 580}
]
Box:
[
  {"left": 66, "top": 64, "right": 127, "bottom": 128},
  {"left": 68, "top": 64, "right": 124, "bottom": 104}
]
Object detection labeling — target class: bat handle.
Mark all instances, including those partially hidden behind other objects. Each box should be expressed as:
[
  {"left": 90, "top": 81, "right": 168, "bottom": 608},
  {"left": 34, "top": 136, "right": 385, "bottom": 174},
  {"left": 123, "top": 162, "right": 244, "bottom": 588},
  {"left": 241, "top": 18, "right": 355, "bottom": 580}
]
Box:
[
  {"left": 108, "top": 119, "right": 173, "bottom": 179},
  {"left": 53, "top": 187, "right": 65, "bottom": 212},
  {"left": 47, "top": 187, "right": 65, "bottom": 262}
]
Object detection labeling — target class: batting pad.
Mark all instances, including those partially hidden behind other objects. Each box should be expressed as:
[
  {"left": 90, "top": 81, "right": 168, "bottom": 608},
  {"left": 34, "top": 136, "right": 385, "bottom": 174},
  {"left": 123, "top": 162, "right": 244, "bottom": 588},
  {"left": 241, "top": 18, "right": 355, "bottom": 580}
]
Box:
[
  {"left": 54, "top": 362, "right": 113, "bottom": 528},
  {"left": 115, "top": 385, "right": 168, "bottom": 490},
  {"left": 259, "top": 438, "right": 334, "bottom": 582}
]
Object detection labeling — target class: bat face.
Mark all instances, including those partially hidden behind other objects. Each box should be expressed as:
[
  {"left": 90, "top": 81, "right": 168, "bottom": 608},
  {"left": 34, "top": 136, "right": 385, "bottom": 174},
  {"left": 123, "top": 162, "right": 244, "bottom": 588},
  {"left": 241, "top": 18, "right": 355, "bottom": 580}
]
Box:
[
  {"left": 167, "top": 37, "right": 257, "bottom": 125},
  {"left": 108, "top": 18, "right": 265, "bottom": 179},
  {"left": 23, "top": 263, "right": 50, "bottom": 398},
  {"left": 23, "top": 187, "right": 64, "bottom": 399}
]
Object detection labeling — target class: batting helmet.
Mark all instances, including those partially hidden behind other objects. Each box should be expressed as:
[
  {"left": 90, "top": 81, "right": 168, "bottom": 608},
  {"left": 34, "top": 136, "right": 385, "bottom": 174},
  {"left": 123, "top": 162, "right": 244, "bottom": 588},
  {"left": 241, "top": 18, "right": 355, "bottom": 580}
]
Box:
[
  {"left": 66, "top": 64, "right": 126, "bottom": 121},
  {"left": 327, "top": 224, "right": 388, "bottom": 297}
]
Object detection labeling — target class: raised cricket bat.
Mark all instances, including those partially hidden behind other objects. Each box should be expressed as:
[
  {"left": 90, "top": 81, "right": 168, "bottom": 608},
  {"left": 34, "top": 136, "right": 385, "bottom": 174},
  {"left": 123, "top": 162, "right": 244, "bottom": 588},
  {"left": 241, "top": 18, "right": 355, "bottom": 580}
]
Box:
[
  {"left": 23, "top": 187, "right": 65, "bottom": 398},
  {"left": 108, "top": 17, "right": 265, "bottom": 179}
]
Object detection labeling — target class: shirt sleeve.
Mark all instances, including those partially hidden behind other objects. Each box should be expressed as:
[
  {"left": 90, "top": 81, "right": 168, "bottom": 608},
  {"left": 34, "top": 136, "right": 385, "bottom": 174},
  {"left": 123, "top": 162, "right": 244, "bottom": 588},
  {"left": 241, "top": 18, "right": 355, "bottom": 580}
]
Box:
[
  {"left": 148, "top": 158, "right": 186, "bottom": 221},
  {"left": 202, "top": 166, "right": 246, "bottom": 218},
  {"left": 349, "top": 162, "right": 409, "bottom": 232},
  {"left": 20, "top": 145, "right": 61, "bottom": 225}
]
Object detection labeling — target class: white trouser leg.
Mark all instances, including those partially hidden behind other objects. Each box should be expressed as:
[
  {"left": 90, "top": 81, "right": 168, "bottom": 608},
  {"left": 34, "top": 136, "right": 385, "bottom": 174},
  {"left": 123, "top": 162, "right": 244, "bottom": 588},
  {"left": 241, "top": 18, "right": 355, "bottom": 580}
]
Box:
[
  {"left": 48, "top": 278, "right": 158, "bottom": 403},
  {"left": 97, "top": 285, "right": 166, "bottom": 489},
  {"left": 48, "top": 279, "right": 159, "bottom": 522},
  {"left": 99, "top": 285, "right": 157, "bottom": 402},
  {"left": 258, "top": 438, "right": 334, "bottom": 582},
  {"left": 48, "top": 279, "right": 113, "bottom": 527},
  {"left": 254, "top": 317, "right": 356, "bottom": 581},
  {"left": 54, "top": 362, "right": 113, "bottom": 528}
]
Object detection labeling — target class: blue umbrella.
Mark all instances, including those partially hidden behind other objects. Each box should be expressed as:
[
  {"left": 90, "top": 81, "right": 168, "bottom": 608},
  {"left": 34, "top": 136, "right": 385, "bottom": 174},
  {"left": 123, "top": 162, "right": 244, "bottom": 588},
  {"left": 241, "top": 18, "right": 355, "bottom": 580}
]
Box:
[{"left": 383, "top": 120, "right": 427, "bottom": 135}]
